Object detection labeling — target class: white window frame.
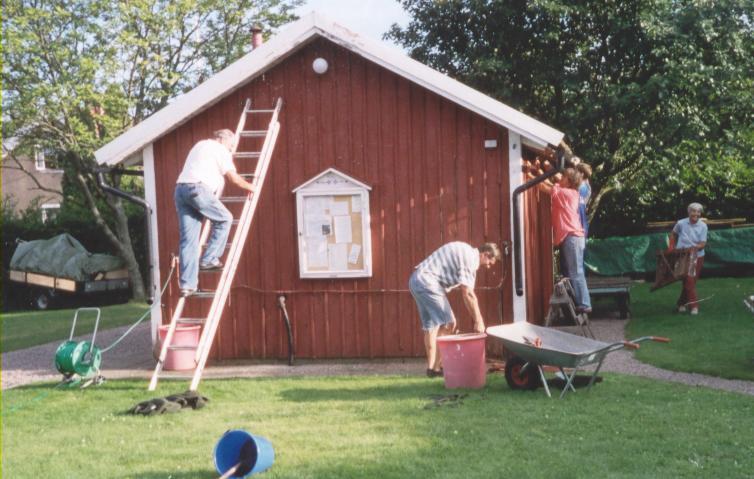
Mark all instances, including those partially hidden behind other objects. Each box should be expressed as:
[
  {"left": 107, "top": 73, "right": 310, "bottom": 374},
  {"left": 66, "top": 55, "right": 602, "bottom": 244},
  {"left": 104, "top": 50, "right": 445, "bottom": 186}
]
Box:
[
  {"left": 293, "top": 169, "right": 373, "bottom": 279},
  {"left": 40, "top": 202, "right": 61, "bottom": 223},
  {"left": 34, "top": 147, "right": 46, "bottom": 171}
]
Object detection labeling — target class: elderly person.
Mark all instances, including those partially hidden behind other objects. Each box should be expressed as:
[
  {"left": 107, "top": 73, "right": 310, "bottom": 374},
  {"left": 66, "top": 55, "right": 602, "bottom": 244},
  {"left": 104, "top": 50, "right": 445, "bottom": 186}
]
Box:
[
  {"left": 671, "top": 202, "right": 708, "bottom": 315},
  {"left": 550, "top": 167, "right": 592, "bottom": 314},
  {"left": 174, "top": 129, "right": 256, "bottom": 296},
  {"left": 409, "top": 242, "right": 501, "bottom": 377}
]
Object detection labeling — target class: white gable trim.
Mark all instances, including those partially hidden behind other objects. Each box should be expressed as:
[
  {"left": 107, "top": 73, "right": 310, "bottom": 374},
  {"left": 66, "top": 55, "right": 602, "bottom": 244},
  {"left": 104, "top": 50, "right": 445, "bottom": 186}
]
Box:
[
  {"left": 95, "top": 12, "right": 563, "bottom": 167},
  {"left": 292, "top": 167, "right": 372, "bottom": 193}
]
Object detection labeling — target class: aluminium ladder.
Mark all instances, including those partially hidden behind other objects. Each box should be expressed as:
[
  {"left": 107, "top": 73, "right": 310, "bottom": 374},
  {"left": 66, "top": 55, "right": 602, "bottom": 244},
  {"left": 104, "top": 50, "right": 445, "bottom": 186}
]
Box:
[{"left": 149, "top": 98, "right": 282, "bottom": 391}]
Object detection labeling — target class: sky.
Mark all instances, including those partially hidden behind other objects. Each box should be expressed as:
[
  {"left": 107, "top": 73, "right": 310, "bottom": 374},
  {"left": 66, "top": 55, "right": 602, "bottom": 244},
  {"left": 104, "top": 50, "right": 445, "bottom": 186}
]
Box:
[{"left": 293, "top": 0, "right": 411, "bottom": 46}]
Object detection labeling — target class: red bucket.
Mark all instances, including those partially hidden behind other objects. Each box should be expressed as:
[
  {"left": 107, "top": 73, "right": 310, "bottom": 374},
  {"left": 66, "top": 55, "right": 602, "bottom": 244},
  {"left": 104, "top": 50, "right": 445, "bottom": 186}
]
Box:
[
  {"left": 158, "top": 325, "right": 200, "bottom": 370},
  {"left": 437, "top": 333, "right": 487, "bottom": 389}
]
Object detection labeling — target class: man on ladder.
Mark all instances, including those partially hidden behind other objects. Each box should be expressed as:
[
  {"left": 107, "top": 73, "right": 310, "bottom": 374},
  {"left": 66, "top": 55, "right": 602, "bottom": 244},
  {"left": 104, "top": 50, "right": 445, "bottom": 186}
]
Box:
[{"left": 174, "top": 129, "right": 256, "bottom": 296}]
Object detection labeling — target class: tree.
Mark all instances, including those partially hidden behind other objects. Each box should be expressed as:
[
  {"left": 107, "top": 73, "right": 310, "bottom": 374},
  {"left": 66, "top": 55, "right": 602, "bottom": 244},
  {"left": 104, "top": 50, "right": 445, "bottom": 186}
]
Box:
[
  {"left": 3, "top": 0, "right": 301, "bottom": 299},
  {"left": 388, "top": 0, "right": 754, "bottom": 236}
]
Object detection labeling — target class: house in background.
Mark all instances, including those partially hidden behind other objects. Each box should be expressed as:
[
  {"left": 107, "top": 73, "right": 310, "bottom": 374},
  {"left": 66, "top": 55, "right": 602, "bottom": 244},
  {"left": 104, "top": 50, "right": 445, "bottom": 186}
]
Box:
[
  {"left": 2, "top": 141, "right": 64, "bottom": 222},
  {"left": 95, "top": 12, "right": 564, "bottom": 360}
]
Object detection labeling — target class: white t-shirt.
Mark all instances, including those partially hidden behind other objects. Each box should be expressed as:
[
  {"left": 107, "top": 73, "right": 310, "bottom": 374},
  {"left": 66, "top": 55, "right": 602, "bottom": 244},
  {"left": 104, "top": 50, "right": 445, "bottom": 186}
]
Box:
[{"left": 176, "top": 139, "right": 236, "bottom": 193}]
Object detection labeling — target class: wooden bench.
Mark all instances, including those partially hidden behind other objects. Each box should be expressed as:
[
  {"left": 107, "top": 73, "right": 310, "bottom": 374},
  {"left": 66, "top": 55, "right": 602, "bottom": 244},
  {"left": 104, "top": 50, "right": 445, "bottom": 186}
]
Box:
[{"left": 587, "top": 276, "right": 632, "bottom": 319}]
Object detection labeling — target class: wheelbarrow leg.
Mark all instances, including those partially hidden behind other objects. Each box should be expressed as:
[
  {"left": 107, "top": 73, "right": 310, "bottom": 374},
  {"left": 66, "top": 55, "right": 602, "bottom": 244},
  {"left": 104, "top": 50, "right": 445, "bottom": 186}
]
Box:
[
  {"left": 536, "top": 365, "right": 552, "bottom": 398},
  {"left": 586, "top": 358, "right": 607, "bottom": 392},
  {"left": 559, "top": 367, "right": 580, "bottom": 399}
]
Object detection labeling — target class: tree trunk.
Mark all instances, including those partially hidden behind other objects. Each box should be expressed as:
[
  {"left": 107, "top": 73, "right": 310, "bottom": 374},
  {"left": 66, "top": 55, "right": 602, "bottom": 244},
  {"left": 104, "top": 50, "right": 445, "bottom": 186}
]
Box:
[{"left": 108, "top": 195, "right": 147, "bottom": 301}]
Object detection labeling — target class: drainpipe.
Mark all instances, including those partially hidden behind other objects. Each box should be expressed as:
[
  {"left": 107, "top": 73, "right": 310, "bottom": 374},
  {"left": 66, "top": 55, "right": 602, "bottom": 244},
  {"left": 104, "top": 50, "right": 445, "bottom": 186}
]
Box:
[
  {"left": 97, "top": 169, "right": 154, "bottom": 304},
  {"left": 511, "top": 148, "right": 566, "bottom": 296}
]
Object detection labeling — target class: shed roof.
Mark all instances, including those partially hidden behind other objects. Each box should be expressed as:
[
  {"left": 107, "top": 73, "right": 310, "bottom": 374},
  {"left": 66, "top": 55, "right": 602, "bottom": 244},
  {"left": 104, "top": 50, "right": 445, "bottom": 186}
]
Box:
[{"left": 95, "top": 11, "right": 564, "bottom": 166}]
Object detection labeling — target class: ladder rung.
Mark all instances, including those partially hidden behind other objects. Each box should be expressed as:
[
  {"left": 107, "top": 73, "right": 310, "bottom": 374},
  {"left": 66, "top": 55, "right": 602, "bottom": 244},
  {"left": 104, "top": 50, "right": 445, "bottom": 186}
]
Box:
[
  {"left": 246, "top": 108, "right": 275, "bottom": 113},
  {"left": 239, "top": 130, "right": 267, "bottom": 138},
  {"left": 168, "top": 345, "right": 198, "bottom": 351},
  {"left": 220, "top": 196, "right": 248, "bottom": 203},
  {"left": 157, "top": 372, "right": 195, "bottom": 380},
  {"left": 231, "top": 219, "right": 240, "bottom": 226},
  {"left": 177, "top": 318, "right": 206, "bottom": 325},
  {"left": 234, "top": 152, "right": 261, "bottom": 159},
  {"left": 189, "top": 290, "right": 216, "bottom": 299},
  {"left": 240, "top": 173, "right": 256, "bottom": 180}
]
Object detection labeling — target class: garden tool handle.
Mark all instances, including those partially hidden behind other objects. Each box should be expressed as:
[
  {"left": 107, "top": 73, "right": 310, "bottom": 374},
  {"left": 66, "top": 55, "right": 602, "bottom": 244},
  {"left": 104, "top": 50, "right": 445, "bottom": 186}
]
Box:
[
  {"left": 218, "top": 462, "right": 241, "bottom": 479},
  {"left": 650, "top": 336, "right": 671, "bottom": 343},
  {"left": 622, "top": 341, "right": 640, "bottom": 350}
]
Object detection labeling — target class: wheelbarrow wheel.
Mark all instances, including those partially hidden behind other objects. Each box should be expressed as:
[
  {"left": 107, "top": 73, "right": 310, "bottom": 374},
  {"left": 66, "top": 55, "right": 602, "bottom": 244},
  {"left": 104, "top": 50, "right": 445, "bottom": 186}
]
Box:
[{"left": 504, "top": 356, "right": 539, "bottom": 391}]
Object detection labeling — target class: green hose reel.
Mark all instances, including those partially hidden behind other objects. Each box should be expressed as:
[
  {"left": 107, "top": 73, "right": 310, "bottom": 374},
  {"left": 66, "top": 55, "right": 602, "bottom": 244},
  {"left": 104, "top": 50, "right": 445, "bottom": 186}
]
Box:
[
  {"left": 54, "top": 308, "right": 105, "bottom": 388},
  {"left": 55, "top": 340, "right": 102, "bottom": 378}
]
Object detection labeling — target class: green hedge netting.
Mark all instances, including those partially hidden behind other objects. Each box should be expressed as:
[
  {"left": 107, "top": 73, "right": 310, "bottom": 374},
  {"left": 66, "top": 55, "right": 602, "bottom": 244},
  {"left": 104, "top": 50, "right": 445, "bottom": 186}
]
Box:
[{"left": 585, "top": 226, "right": 754, "bottom": 276}]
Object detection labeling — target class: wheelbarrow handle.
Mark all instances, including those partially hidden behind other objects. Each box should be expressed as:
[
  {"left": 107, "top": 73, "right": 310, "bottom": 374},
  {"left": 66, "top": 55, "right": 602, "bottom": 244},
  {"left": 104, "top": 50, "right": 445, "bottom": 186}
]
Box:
[
  {"left": 622, "top": 341, "right": 640, "bottom": 350},
  {"left": 650, "top": 336, "right": 671, "bottom": 343}
]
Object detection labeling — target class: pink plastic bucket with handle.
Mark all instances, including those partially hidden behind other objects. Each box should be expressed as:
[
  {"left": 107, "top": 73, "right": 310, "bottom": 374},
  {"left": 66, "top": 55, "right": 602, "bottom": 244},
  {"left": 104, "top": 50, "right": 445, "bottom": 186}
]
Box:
[
  {"left": 436, "top": 332, "right": 487, "bottom": 389},
  {"left": 158, "top": 325, "right": 200, "bottom": 370}
]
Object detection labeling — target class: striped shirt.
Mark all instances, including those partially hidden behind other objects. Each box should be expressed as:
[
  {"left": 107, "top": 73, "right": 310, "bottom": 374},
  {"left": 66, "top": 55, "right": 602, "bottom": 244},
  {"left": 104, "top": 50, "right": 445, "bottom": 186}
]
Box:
[{"left": 414, "top": 242, "right": 480, "bottom": 291}]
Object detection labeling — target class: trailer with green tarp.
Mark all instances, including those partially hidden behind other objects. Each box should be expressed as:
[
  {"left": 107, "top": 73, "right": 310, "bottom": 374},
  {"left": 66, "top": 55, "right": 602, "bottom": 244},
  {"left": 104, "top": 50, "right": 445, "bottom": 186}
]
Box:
[{"left": 8, "top": 233, "right": 130, "bottom": 309}]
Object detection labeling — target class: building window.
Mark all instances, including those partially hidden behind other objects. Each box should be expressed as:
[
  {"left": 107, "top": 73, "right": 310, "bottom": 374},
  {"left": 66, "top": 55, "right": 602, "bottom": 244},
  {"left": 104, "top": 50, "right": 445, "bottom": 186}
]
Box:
[
  {"left": 293, "top": 168, "right": 372, "bottom": 279},
  {"left": 34, "top": 147, "right": 46, "bottom": 170},
  {"left": 40, "top": 203, "right": 60, "bottom": 223}
]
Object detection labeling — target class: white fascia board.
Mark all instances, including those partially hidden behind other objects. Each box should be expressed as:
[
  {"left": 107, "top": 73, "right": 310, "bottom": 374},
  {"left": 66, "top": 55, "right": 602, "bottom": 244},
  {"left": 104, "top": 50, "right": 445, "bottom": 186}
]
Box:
[
  {"left": 508, "top": 132, "right": 527, "bottom": 322},
  {"left": 94, "top": 15, "right": 320, "bottom": 166},
  {"left": 96, "top": 11, "right": 563, "bottom": 166},
  {"left": 142, "top": 144, "right": 162, "bottom": 344},
  {"left": 314, "top": 17, "right": 563, "bottom": 148}
]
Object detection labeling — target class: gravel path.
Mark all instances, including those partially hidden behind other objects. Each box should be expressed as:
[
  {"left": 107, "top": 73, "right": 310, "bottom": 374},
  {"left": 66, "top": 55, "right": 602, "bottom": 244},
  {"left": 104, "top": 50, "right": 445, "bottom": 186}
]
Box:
[{"left": 3, "top": 318, "right": 753, "bottom": 396}]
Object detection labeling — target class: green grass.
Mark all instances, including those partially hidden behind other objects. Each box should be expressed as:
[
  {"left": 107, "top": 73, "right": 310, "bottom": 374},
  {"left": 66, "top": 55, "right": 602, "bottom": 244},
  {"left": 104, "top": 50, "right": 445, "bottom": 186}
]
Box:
[
  {"left": 2, "top": 375, "right": 753, "bottom": 478},
  {"left": 626, "top": 277, "right": 754, "bottom": 381},
  {"left": 1, "top": 302, "right": 149, "bottom": 353}
]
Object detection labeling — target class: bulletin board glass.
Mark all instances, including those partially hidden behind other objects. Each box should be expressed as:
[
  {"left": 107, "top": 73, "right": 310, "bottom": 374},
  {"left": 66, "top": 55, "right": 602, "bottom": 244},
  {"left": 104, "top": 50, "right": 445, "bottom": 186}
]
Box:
[{"left": 295, "top": 189, "right": 372, "bottom": 278}]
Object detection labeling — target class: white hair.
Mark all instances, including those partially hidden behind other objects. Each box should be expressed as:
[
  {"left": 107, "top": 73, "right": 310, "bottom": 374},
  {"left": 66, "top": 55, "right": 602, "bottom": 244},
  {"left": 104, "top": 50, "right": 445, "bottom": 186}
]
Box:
[
  {"left": 688, "top": 202, "right": 703, "bottom": 213},
  {"left": 213, "top": 129, "right": 235, "bottom": 142}
]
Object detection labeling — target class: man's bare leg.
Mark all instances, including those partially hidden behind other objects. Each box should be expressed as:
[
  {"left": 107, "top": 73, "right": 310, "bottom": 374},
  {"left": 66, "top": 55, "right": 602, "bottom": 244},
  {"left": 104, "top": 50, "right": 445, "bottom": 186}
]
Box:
[{"left": 423, "top": 327, "right": 440, "bottom": 371}]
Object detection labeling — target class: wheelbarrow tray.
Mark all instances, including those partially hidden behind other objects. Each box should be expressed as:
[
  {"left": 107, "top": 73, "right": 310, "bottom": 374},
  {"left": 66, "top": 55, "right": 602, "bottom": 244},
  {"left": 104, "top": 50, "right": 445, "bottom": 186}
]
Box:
[{"left": 486, "top": 322, "right": 615, "bottom": 369}]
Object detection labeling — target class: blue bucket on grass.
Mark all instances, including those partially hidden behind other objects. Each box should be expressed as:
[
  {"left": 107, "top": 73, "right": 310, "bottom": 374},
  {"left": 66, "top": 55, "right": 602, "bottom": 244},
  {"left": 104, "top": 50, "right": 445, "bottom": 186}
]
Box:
[{"left": 214, "top": 429, "right": 274, "bottom": 477}]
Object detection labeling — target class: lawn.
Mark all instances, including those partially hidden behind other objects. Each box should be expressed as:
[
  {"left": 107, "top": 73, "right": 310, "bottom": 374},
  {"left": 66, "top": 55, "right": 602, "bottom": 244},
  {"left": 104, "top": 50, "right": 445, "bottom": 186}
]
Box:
[
  {"left": 2, "top": 375, "right": 753, "bottom": 478},
  {"left": 626, "top": 277, "right": 754, "bottom": 381},
  {"left": 1, "top": 302, "right": 150, "bottom": 353}
]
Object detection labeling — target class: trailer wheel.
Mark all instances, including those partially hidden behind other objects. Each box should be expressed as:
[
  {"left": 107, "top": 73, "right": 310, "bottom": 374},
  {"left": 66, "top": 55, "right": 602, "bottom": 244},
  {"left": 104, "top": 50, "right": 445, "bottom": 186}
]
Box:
[
  {"left": 504, "top": 356, "right": 540, "bottom": 391},
  {"left": 32, "top": 289, "right": 54, "bottom": 310}
]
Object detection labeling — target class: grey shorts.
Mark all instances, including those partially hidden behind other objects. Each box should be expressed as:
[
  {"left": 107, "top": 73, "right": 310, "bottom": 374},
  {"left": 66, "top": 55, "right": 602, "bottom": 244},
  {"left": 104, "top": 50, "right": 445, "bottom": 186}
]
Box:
[{"left": 409, "top": 270, "right": 455, "bottom": 331}]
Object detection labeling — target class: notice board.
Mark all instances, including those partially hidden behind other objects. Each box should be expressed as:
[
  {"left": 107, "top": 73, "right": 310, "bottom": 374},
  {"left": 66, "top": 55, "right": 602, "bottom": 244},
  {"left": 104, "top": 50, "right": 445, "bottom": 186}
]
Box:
[{"left": 293, "top": 169, "right": 372, "bottom": 278}]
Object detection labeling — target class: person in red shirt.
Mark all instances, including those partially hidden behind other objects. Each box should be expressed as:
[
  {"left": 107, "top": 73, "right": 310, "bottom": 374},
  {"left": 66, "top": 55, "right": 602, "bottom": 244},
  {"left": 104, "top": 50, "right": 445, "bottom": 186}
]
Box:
[{"left": 550, "top": 167, "right": 592, "bottom": 313}]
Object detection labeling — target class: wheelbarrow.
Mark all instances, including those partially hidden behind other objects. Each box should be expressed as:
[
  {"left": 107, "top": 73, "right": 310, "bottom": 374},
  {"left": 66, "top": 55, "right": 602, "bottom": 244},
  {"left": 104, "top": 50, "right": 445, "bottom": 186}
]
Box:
[{"left": 486, "top": 322, "right": 670, "bottom": 399}]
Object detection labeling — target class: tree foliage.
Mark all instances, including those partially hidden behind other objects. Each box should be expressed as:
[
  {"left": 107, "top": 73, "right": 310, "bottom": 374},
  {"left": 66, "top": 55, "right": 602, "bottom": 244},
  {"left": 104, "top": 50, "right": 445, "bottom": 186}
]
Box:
[
  {"left": 3, "top": 0, "right": 301, "bottom": 298},
  {"left": 388, "top": 0, "right": 754, "bottom": 236}
]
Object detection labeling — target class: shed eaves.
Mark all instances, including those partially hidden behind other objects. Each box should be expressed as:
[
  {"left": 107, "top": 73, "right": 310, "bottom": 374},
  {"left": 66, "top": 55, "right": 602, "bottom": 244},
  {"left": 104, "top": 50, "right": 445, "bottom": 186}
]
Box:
[{"left": 95, "top": 12, "right": 564, "bottom": 167}]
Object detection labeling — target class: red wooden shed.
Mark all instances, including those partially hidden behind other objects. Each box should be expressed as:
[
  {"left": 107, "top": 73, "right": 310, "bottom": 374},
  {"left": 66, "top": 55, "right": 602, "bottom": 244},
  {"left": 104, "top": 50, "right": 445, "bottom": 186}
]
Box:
[{"left": 95, "top": 13, "right": 564, "bottom": 361}]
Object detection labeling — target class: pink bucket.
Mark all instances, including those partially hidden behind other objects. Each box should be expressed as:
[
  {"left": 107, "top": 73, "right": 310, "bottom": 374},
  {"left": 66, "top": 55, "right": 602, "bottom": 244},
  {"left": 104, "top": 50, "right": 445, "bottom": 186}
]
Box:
[
  {"left": 158, "top": 325, "right": 200, "bottom": 371},
  {"left": 436, "top": 333, "right": 487, "bottom": 389}
]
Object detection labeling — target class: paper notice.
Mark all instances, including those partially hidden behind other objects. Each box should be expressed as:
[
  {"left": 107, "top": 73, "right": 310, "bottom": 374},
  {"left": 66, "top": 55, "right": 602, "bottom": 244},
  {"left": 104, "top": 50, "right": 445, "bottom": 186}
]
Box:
[
  {"left": 330, "top": 200, "right": 350, "bottom": 216},
  {"left": 304, "top": 196, "right": 331, "bottom": 216},
  {"left": 306, "top": 214, "right": 332, "bottom": 237},
  {"left": 328, "top": 243, "right": 348, "bottom": 270},
  {"left": 348, "top": 244, "right": 362, "bottom": 264},
  {"left": 333, "top": 215, "right": 352, "bottom": 243},
  {"left": 351, "top": 195, "right": 362, "bottom": 212},
  {"left": 306, "top": 237, "right": 328, "bottom": 268}
]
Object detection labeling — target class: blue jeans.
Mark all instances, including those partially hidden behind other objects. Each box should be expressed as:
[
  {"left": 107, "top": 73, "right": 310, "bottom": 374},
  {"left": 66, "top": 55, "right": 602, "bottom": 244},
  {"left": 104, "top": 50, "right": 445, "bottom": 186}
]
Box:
[
  {"left": 560, "top": 235, "right": 591, "bottom": 310},
  {"left": 174, "top": 183, "right": 232, "bottom": 290}
]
